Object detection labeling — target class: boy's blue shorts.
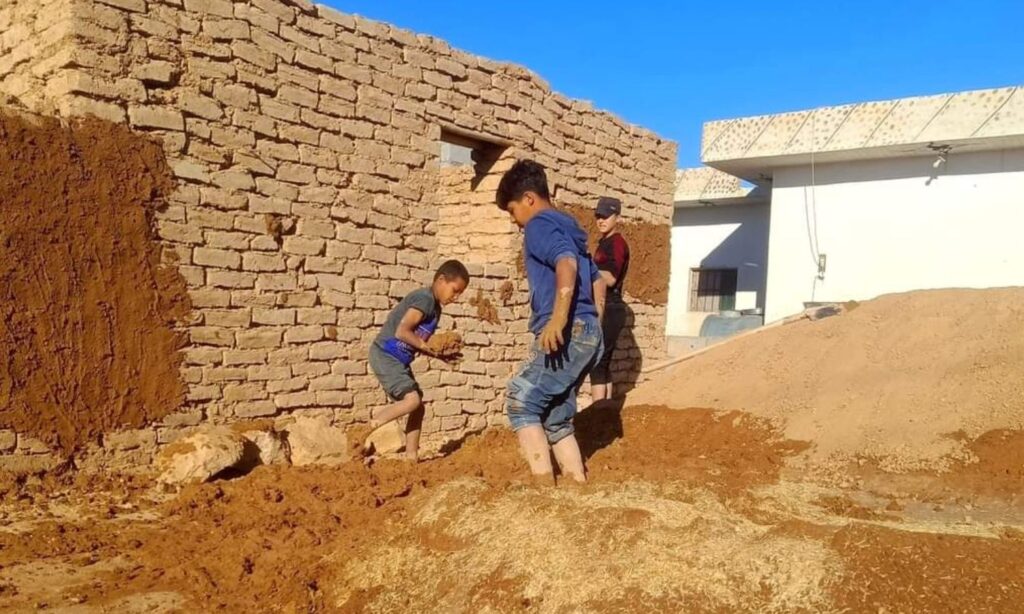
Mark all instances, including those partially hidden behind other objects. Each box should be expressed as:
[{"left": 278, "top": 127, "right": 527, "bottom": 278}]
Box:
[{"left": 506, "top": 316, "right": 603, "bottom": 444}]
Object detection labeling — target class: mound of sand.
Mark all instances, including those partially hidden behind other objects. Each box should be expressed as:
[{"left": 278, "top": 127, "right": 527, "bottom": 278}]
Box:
[{"left": 629, "top": 288, "right": 1024, "bottom": 471}]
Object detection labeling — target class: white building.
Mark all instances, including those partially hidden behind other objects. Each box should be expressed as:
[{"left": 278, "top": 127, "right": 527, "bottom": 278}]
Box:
[{"left": 668, "top": 85, "right": 1024, "bottom": 340}]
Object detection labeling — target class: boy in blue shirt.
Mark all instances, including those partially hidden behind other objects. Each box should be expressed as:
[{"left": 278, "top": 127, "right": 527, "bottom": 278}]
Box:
[
  {"left": 496, "top": 159, "right": 606, "bottom": 484},
  {"left": 366, "top": 260, "right": 469, "bottom": 461}
]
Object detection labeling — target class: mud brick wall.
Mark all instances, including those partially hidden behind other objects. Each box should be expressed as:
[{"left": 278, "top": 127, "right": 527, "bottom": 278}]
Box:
[{"left": 0, "top": 0, "right": 676, "bottom": 469}]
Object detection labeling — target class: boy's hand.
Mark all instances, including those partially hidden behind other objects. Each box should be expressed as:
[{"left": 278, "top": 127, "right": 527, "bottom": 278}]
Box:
[
  {"left": 538, "top": 317, "right": 566, "bottom": 353},
  {"left": 540, "top": 283, "right": 573, "bottom": 354}
]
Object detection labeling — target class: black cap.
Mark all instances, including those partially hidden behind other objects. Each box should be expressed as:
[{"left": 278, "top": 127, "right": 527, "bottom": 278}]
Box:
[{"left": 595, "top": 196, "right": 621, "bottom": 217}]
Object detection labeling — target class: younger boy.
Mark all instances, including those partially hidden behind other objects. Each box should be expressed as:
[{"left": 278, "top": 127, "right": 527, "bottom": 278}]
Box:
[
  {"left": 366, "top": 259, "right": 469, "bottom": 461},
  {"left": 496, "top": 159, "right": 606, "bottom": 484}
]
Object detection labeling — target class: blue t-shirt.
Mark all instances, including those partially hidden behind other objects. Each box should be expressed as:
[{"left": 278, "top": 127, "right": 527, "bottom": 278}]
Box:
[
  {"left": 523, "top": 209, "right": 600, "bottom": 334},
  {"left": 373, "top": 288, "right": 440, "bottom": 366}
]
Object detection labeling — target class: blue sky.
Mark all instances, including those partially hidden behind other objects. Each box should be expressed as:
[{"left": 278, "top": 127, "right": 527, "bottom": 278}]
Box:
[{"left": 326, "top": 1, "right": 1024, "bottom": 168}]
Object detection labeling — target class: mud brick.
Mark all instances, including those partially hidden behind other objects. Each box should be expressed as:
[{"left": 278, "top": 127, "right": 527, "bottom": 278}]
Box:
[
  {"left": 247, "top": 195, "right": 291, "bottom": 216},
  {"left": 319, "top": 289, "right": 354, "bottom": 309},
  {"left": 302, "top": 257, "right": 344, "bottom": 274},
  {"left": 277, "top": 162, "right": 317, "bottom": 184},
  {"left": 297, "top": 145, "right": 335, "bottom": 169},
  {"left": 328, "top": 358, "right": 365, "bottom": 376},
  {"left": 247, "top": 365, "right": 292, "bottom": 381},
  {"left": 190, "top": 327, "right": 234, "bottom": 347},
  {"left": 222, "top": 348, "right": 267, "bottom": 365},
  {"left": 278, "top": 84, "right": 318, "bottom": 110},
  {"left": 355, "top": 295, "right": 389, "bottom": 310},
  {"left": 353, "top": 278, "right": 388, "bottom": 295},
  {"left": 189, "top": 289, "right": 232, "bottom": 309},
  {"left": 183, "top": 0, "right": 232, "bottom": 16},
  {"left": 274, "top": 391, "right": 315, "bottom": 409},
  {"left": 204, "top": 309, "right": 252, "bottom": 328},
  {"left": 378, "top": 264, "right": 409, "bottom": 282},
  {"left": 181, "top": 91, "right": 223, "bottom": 120},
  {"left": 233, "top": 401, "right": 278, "bottom": 418},
  {"left": 252, "top": 308, "right": 296, "bottom": 326},
  {"left": 299, "top": 372, "right": 344, "bottom": 390},
  {"left": 362, "top": 245, "right": 397, "bottom": 265},
  {"left": 315, "top": 391, "right": 353, "bottom": 407},
  {"left": 281, "top": 236, "right": 324, "bottom": 256},
  {"left": 250, "top": 0, "right": 295, "bottom": 22},
  {"left": 259, "top": 97, "right": 300, "bottom": 124},
  {"left": 234, "top": 153, "right": 275, "bottom": 177},
  {"left": 292, "top": 48, "right": 333, "bottom": 74},
  {"left": 309, "top": 342, "right": 346, "bottom": 360},
  {"left": 210, "top": 168, "right": 258, "bottom": 193},
  {"left": 266, "top": 377, "right": 307, "bottom": 393},
  {"left": 157, "top": 221, "right": 203, "bottom": 244},
  {"left": 284, "top": 325, "right": 323, "bottom": 344},
  {"left": 295, "top": 307, "right": 336, "bottom": 325},
  {"left": 192, "top": 247, "right": 242, "bottom": 272},
  {"left": 281, "top": 125, "right": 320, "bottom": 147},
  {"left": 208, "top": 271, "right": 256, "bottom": 289},
  {"left": 236, "top": 328, "right": 283, "bottom": 349},
  {"left": 250, "top": 27, "right": 295, "bottom": 62},
  {"left": 203, "top": 17, "right": 249, "bottom": 40},
  {"left": 126, "top": 104, "right": 182, "bottom": 130},
  {"left": 298, "top": 186, "right": 337, "bottom": 204},
  {"left": 279, "top": 291, "right": 318, "bottom": 307},
  {"left": 256, "top": 141, "right": 299, "bottom": 164},
  {"left": 315, "top": 4, "right": 354, "bottom": 28},
  {"left": 256, "top": 273, "right": 298, "bottom": 291},
  {"left": 242, "top": 253, "right": 286, "bottom": 272},
  {"left": 203, "top": 365, "right": 248, "bottom": 383},
  {"left": 204, "top": 230, "right": 251, "bottom": 250},
  {"left": 344, "top": 261, "right": 379, "bottom": 280},
  {"left": 263, "top": 344, "right": 306, "bottom": 367},
  {"left": 220, "top": 383, "right": 267, "bottom": 402},
  {"left": 292, "top": 361, "right": 331, "bottom": 377},
  {"left": 440, "top": 416, "right": 467, "bottom": 431}
]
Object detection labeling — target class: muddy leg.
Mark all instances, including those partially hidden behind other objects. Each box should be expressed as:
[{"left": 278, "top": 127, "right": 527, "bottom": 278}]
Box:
[
  {"left": 516, "top": 425, "right": 554, "bottom": 484},
  {"left": 404, "top": 404, "right": 424, "bottom": 462},
  {"left": 552, "top": 435, "right": 587, "bottom": 483}
]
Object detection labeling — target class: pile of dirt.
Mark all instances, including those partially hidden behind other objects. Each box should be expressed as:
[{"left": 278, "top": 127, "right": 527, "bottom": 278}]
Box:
[
  {"left": 560, "top": 202, "right": 670, "bottom": 304},
  {"left": 3, "top": 405, "right": 1023, "bottom": 613},
  {"left": 630, "top": 288, "right": 1024, "bottom": 472},
  {"left": 0, "top": 110, "right": 190, "bottom": 454}
]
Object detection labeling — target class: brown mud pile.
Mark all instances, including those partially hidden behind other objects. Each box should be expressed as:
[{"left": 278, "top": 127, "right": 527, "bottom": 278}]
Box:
[
  {"left": 561, "top": 202, "right": 670, "bottom": 304},
  {"left": 630, "top": 288, "right": 1024, "bottom": 471},
  {"left": 0, "top": 111, "right": 190, "bottom": 453},
  {"left": 0, "top": 406, "right": 805, "bottom": 612},
  {"left": 2, "top": 405, "right": 1023, "bottom": 612},
  {"left": 468, "top": 288, "right": 500, "bottom": 324},
  {"left": 498, "top": 280, "right": 515, "bottom": 304}
]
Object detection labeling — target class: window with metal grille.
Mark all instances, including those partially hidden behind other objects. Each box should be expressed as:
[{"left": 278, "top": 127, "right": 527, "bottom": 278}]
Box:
[{"left": 689, "top": 268, "right": 738, "bottom": 312}]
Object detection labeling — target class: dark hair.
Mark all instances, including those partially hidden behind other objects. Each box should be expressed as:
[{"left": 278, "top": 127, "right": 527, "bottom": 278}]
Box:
[
  {"left": 434, "top": 259, "right": 470, "bottom": 283},
  {"left": 495, "top": 159, "right": 550, "bottom": 210}
]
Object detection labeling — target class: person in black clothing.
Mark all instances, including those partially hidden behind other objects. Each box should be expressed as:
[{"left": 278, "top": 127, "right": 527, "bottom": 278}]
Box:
[{"left": 591, "top": 196, "right": 630, "bottom": 401}]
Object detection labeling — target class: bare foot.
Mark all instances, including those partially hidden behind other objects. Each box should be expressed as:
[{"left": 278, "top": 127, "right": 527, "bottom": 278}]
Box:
[{"left": 346, "top": 423, "right": 378, "bottom": 460}]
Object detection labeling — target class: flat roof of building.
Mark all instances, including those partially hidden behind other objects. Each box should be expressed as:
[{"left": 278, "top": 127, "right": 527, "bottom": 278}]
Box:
[{"left": 701, "top": 85, "right": 1024, "bottom": 182}]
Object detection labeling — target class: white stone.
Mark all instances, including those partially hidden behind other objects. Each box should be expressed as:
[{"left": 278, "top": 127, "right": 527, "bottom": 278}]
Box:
[
  {"left": 281, "top": 416, "right": 349, "bottom": 466},
  {"left": 156, "top": 427, "right": 245, "bottom": 484},
  {"left": 365, "top": 421, "right": 405, "bottom": 455},
  {"left": 241, "top": 429, "right": 289, "bottom": 466}
]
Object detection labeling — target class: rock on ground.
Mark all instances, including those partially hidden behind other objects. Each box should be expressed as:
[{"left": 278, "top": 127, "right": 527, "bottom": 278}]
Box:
[
  {"left": 280, "top": 417, "right": 349, "bottom": 466},
  {"left": 156, "top": 427, "right": 246, "bottom": 484},
  {"left": 241, "top": 430, "right": 289, "bottom": 466}
]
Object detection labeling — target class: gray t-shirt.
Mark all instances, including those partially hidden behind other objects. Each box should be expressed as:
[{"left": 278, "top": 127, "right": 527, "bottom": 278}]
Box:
[{"left": 373, "top": 287, "right": 440, "bottom": 366}]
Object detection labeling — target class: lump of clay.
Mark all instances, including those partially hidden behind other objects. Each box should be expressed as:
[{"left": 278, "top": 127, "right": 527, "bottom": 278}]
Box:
[
  {"left": 156, "top": 427, "right": 246, "bottom": 484},
  {"left": 426, "top": 331, "right": 463, "bottom": 357}
]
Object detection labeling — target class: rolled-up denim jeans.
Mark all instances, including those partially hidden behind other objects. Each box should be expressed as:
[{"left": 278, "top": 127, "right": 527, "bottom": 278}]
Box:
[{"left": 506, "top": 316, "right": 603, "bottom": 444}]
